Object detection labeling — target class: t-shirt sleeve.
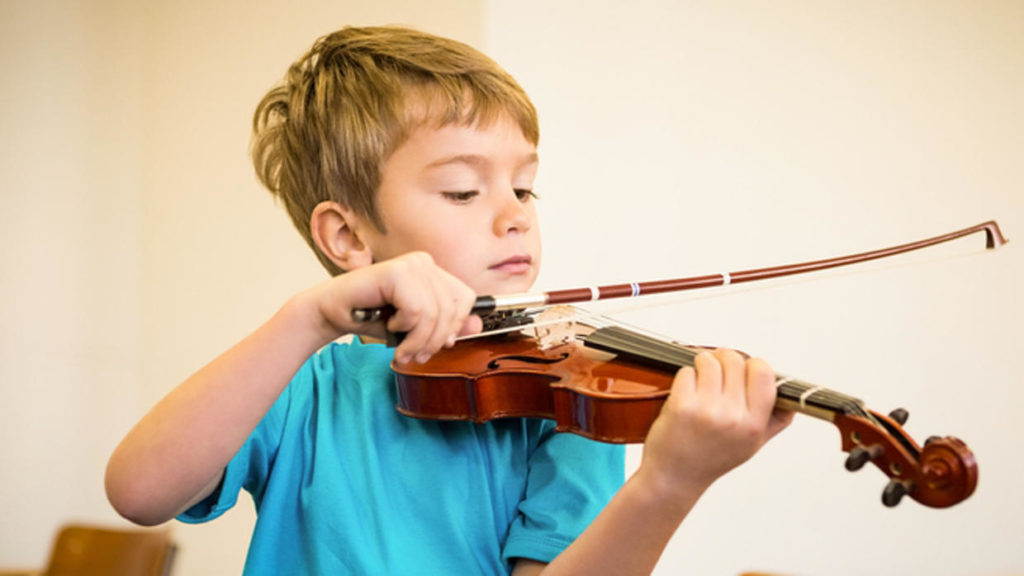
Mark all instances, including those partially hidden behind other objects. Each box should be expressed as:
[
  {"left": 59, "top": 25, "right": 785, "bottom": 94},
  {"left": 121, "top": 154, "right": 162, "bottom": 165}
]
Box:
[
  {"left": 502, "top": 425, "right": 626, "bottom": 564},
  {"left": 176, "top": 377, "right": 295, "bottom": 524}
]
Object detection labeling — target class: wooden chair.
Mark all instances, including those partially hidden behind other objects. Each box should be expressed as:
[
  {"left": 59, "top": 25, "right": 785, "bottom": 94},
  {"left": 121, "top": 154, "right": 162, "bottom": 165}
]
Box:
[{"left": 0, "top": 524, "right": 177, "bottom": 576}]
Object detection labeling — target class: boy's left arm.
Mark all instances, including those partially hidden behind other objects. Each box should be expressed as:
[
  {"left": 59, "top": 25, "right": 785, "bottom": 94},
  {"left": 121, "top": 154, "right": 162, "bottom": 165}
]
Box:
[
  {"left": 513, "top": 559, "right": 546, "bottom": 575},
  {"left": 513, "top": 349, "right": 794, "bottom": 576}
]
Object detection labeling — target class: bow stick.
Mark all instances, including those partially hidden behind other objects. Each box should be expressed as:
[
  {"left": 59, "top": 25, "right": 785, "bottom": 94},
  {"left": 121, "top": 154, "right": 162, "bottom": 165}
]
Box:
[{"left": 351, "top": 220, "right": 1006, "bottom": 323}]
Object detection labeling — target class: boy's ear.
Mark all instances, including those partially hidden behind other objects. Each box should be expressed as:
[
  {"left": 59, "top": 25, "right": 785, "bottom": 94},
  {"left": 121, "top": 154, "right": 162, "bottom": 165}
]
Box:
[{"left": 310, "top": 201, "right": 374, "bottom": 272}]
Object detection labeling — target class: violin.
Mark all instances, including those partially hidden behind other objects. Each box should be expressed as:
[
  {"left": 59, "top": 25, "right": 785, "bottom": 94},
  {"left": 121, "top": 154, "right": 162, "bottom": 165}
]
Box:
[
  {"left": 393, "top": 313, "right": 976, "bottom": 508},
  {"left": 356, "top": 221, "right": 1005, "bottom": 508}
]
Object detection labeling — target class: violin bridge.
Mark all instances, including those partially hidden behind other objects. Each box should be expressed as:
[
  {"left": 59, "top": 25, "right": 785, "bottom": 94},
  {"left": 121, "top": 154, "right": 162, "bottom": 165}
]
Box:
[{"left": 528, "top": 305, "right": 582, "bottom": 350}]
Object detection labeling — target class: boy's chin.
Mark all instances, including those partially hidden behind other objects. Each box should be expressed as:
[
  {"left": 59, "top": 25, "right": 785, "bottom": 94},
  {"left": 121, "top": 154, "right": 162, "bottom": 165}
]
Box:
[{"left": 473, "top": 276, "right": 536, "bottom": 297}]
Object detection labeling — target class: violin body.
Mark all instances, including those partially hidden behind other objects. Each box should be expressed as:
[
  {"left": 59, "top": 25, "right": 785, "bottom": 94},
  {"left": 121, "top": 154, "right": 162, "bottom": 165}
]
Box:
[{"left": 394, "top": 331, "right": 671, "bottom": 443}]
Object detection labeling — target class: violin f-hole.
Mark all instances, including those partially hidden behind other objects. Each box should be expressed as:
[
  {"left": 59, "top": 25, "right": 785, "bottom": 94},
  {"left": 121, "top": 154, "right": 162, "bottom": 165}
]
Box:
[{"left": 487, "top": 353, "right": 570, "bottom": 370}]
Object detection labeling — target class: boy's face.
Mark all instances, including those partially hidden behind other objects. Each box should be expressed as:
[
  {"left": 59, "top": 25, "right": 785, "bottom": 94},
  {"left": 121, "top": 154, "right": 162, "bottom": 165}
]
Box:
[{"left": 359, "top": 116, "right": 541, "bottom": 295}]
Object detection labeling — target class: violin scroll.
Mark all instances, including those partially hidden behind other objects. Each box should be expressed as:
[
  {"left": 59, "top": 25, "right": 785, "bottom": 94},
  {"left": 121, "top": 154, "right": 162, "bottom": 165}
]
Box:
[
  {"left": 833, "top": 409, "right": 977, "bottom": 508},
  {"left": 912, "top": 436, "right": 978, "bottom": 508}
]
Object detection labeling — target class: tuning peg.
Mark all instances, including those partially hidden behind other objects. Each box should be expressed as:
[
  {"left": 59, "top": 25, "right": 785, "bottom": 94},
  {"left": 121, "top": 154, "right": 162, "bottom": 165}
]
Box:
[
  {"left": 882, "top": 479, "right": 912, "bottom": 507},
  {"left": 845, "top": 444, "right": 883, "bottom": 471},
  {"left": 924, "top": 435, "right": 942, "bottom": 446},
  {"left": 888, "top": 408, "right": 909, "bottom": 425}
]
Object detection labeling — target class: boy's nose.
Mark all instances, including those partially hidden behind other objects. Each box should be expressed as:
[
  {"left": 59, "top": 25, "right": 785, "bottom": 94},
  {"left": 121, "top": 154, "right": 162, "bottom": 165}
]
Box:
[{"left": 493, "top": 190, "right": 532, "bottom": 236}]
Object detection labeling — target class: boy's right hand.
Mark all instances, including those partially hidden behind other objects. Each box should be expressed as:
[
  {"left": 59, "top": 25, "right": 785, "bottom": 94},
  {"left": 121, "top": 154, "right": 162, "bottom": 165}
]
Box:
[
  {"left": 107, "top": 250, "right": 481, "bottom": 526},
  {"left": 306, "top": 251, "right": 483, "bottom": 364}
]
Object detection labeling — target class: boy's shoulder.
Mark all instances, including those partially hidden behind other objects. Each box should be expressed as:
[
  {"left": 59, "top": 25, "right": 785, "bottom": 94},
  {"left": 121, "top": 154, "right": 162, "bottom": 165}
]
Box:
[
  {"left": 256, "top": 338, "right": 393, "bottom": 420},
  {"left": 293, "top": 337, "right": 393, "bottom": 389}
]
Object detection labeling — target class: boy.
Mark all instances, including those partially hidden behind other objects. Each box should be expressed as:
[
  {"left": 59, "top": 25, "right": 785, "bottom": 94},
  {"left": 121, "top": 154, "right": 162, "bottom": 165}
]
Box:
[{"left": 106, "top": 26, "right": 792, "bottom": 574}]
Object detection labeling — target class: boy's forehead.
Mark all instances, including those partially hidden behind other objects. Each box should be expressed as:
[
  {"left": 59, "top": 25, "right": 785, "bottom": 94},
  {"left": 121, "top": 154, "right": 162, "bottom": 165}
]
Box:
[{"left": 398, "top": 115, "right": 537, "bottom": 165}]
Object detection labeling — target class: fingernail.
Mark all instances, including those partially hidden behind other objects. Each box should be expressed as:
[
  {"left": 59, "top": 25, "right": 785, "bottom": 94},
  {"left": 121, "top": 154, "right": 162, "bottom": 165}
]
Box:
[{"left": 415, "top": 352, "right": 431, "bottom": 364}]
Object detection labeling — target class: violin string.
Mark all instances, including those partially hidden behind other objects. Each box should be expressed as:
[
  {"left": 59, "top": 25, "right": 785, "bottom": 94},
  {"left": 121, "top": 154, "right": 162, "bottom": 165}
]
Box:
[
  {"left": 456, "top": 305, "right": 876, "bottom": 421},
  {"left": 558, "top": 310, "right": 869, "bottom": 417},
  {"left": 591, "top": 314, "right": 878, "bottom": 418},
  {"left": 538, "top": 314, "right": 861, "bottom": 418},
  {"left": 585, "top": 324, "right": 873, "bottom": 418}
]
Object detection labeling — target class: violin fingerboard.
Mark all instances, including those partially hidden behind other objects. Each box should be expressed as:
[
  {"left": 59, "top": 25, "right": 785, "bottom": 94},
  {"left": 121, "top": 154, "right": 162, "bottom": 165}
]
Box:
[{"left": 584, "top": 325, "right": 873, "bottom": 420}]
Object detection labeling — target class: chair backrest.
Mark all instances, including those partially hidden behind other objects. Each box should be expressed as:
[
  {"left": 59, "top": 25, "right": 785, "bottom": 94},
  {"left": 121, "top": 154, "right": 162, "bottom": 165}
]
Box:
[{"left": 43, "top": 524, "right": 176, "bottom": 576}]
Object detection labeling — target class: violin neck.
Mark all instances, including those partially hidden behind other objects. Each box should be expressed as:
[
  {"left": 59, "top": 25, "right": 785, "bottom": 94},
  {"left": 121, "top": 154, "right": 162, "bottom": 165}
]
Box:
[
  {"left": 773, "top": 378, "right": 867, "bottom": 422},
  {"left": 583, "top": 325, "right": 869, "bottom": 422}
]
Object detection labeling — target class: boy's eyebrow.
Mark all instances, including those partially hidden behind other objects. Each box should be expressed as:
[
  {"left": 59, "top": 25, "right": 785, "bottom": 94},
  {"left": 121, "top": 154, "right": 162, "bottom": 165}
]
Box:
[{"left": 425, "top": 152, "right": 539, "bottom": 170}]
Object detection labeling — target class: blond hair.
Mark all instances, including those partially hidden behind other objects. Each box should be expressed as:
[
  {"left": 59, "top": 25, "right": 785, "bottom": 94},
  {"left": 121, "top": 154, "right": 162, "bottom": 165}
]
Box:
[{"left": 251, "top": 26, "right": 539, "bottom": 275}]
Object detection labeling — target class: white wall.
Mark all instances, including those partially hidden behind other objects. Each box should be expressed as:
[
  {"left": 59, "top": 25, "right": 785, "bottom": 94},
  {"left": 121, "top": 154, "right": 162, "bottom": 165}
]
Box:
[
  {"left": 1, "top": 0, "right": 146, "bottom": 564},
  {"left": 485, "top": 1, "right": 1023, "bottom": 575},
  {"left": 3, "top": 2, "right": 1021, "bottom": 576}
]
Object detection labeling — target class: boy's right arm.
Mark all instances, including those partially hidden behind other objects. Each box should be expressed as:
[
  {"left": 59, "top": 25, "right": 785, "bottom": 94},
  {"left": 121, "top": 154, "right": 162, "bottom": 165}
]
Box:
[{"left": 105, "top": 252, "right": 479, "bottom": 526}]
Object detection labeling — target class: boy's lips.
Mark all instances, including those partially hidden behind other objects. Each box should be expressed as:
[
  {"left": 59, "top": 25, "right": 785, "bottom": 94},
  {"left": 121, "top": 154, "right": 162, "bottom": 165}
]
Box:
[{"left": 490, "top": 255, "right": 533, "bottom": 274}]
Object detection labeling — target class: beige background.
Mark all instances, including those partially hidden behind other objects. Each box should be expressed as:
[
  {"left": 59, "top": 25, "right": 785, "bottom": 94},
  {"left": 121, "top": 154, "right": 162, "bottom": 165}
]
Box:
[{"left": 2, "top": 1, "right": 1021, "bottom": 575}]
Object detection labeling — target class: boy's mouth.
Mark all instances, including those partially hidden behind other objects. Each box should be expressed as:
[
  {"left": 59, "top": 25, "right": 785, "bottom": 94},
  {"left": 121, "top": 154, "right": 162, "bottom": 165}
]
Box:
[{"left": 490, "top": 255, "right": 533, "bottom": 275}]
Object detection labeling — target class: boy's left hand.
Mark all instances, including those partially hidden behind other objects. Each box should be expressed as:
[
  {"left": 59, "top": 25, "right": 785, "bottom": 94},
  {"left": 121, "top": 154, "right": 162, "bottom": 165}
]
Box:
[{"left": 637, "top": 348, "right": 794, "bottom": 501}]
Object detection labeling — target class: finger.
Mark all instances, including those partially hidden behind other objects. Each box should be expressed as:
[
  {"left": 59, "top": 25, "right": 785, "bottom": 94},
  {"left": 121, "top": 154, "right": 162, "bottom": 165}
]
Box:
[
  {"left": 714, "top": 348, "right": 747, "bottom": 407},
  {"left": 409, "top": 270, "right": 461, "bottom": 363},
  {"left": 692, "top": 344, "right": 724, "bottom": 389},
  {"left": 766, "top": 407, "right": 796, "bottom": 439},
  {"left": 395, "top": 262, "right": 475, "bottom": 362},
  {"left": 745, "top": 357, "right": 777, "bottom": 418},
  {"left": 422, "top": 267, "right": 463, "bottom": 355},
  {"left": 418, "top": 267, "right": 477, "bottom": 354},
  {"left": 458, "top": 314, "right": 484, "bottom": 339},
  {"left": 670, "top": 365, "right": 698, "bottom": 405},
  {"left": 389, "top": 295, "right": 438, "bottom": 363},
  {"left": 382, "top": 255, "right": 442, "bottom": 362},
  {"left": 442, "top": 271, "right": 479, "bottom": 344},
  {"left": 692, "top": 348, "right": 724, "bottom": 409}
]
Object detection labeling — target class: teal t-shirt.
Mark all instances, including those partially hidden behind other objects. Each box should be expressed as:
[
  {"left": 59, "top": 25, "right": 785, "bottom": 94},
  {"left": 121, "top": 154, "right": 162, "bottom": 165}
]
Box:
[{"left": 179, "top": 338, "right": 625, "bottom": 574}]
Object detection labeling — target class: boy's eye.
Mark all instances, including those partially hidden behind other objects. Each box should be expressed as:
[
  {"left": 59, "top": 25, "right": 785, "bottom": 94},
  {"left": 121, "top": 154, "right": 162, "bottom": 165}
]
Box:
[
  {"left": 515, "top": 189, "right": 538, "bottom": 202},
  {"left": 441, "top": 191, "right": 479, "bottom": 203}
]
